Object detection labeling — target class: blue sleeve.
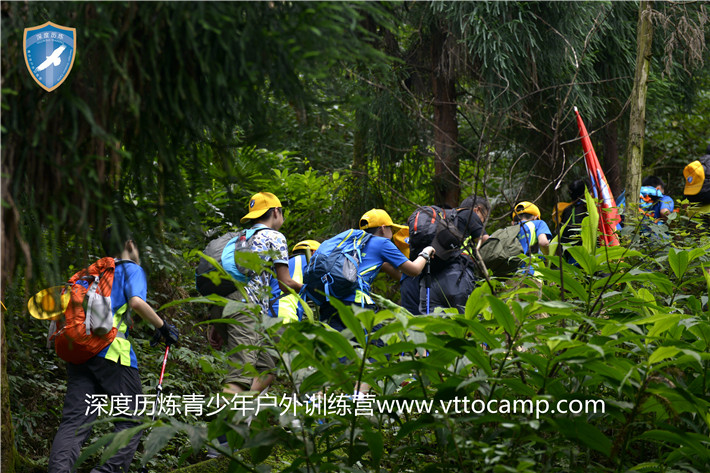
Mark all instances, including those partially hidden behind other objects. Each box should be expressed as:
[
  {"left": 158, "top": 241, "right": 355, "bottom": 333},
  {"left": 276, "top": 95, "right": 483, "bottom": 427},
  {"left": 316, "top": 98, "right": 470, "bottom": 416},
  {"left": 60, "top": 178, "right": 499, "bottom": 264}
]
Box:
[
  {"left": 123, "top": 262, "right": 147, "bottom": 301},
  {"left": 379, "top": 238, "right": 410, "bottom": 268},
  {"left": 535, "top": 220, "right": 553, "bottom": 238},
  {"left": 660, "top": 195, "right": 674, "bottom": 214}
]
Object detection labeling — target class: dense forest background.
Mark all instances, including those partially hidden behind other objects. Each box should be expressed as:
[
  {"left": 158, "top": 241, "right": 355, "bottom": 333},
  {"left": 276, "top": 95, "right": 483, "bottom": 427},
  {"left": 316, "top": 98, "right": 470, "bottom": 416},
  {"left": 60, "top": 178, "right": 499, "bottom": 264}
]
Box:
[{"left": 2, "top": 2, "right": 710, "bottom": 472}]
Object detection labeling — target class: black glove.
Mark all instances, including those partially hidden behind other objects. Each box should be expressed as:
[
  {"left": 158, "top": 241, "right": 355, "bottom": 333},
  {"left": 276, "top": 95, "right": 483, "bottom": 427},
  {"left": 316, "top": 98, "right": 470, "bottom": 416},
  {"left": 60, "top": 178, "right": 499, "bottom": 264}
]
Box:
[{"left": 151, "top": 321, "right": 180, "bottom": 347}]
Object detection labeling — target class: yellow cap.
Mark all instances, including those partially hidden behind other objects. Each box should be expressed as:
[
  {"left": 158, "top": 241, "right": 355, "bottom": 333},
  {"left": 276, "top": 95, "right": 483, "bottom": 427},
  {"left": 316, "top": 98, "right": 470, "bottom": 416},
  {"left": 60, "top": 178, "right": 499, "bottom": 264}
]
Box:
[
  {"left": 512, "top": 201, "right": 541, "bottom": 219},
  {"left": 358, "top": 209, "right": 407, "bottom": 232},
  {"left": 240, "top": 192, "right": 282, "bottom": 223},
  {"left": 684, "top": 160, "right": 705, "bottom": 196},
  {"left": 292, "top": 240, "right": 320, "bottom": 253}
]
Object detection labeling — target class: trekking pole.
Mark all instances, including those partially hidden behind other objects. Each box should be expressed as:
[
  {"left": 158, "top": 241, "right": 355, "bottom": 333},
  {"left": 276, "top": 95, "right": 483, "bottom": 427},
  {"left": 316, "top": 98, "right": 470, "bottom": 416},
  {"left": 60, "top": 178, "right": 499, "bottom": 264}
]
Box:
[
  {"left": 140, "top": 345, "right": 170, "bottom": 473},
  {"left": 155, "top": 345, "right": 169, "bottom": 410},
  {"left": 425, "top": 261, "right": 431, "bottom": 315},
  {"left": 425, "top": 261, "right": 431, "bottom": 357}
]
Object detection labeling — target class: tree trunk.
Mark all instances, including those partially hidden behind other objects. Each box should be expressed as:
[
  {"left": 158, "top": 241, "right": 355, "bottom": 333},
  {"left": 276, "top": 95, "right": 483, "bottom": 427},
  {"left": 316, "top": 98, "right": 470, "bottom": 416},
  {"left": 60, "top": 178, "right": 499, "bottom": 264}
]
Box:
[
  {"left": 1, "top": 171, "right": 21, "bottom": 473},
  {"left": 431, "top": 23, "right": 460, "bottom": 208},
  {"left": 625, "top": 0, "right": 654, "bottom": 212}
]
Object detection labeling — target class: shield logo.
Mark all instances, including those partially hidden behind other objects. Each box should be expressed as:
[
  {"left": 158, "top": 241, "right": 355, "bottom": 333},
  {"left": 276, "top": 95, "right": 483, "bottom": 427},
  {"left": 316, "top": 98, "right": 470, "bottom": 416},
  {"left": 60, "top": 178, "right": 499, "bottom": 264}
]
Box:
[{"left": 23, "top": 21, "right": 76, "bottom": 92}]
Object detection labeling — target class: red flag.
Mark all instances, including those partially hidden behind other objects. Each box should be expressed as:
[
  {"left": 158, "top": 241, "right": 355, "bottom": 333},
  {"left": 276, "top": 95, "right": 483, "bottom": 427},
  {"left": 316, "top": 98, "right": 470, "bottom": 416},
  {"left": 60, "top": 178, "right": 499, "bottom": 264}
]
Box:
[{"left": 574, "top": 107, "right": 620, "bottom": 247}]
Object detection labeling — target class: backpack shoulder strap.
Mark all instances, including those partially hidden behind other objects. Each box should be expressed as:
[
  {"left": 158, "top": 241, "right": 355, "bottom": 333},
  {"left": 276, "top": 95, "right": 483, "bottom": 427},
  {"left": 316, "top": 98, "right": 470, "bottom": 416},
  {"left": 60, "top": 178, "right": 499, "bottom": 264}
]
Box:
[
  {"left": 521, "top": 221, "right": 537, "bottom": 255},
  {"left": 245, "top": 225, "right": 270, "bottom": 240}
]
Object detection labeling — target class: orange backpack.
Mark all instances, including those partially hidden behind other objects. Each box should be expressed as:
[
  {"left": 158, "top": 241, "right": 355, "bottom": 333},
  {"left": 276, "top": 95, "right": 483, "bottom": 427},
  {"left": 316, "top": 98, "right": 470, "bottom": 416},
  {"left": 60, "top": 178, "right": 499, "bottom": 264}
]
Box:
[{"left": 51, "top": 257, "right": 126, "bottom": 364}]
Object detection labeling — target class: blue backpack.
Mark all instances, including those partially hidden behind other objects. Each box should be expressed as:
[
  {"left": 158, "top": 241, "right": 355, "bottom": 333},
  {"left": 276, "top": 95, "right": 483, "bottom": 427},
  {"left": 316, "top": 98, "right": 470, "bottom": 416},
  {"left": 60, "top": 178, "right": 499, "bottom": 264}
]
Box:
[{"left": 301, "top": 229, "right": 373, "bottom": 305}]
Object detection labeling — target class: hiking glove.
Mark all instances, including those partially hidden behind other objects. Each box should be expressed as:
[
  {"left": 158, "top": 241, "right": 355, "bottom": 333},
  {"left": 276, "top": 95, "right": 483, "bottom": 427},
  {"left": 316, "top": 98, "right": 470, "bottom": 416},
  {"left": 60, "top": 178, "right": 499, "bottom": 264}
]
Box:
[{"left": 151, "top": 321, "right": 180, "bottom": 347}]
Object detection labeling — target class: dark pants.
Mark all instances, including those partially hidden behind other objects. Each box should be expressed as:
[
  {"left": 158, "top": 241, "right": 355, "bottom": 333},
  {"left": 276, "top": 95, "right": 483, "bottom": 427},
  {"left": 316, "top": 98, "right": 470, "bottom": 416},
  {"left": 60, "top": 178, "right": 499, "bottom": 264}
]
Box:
[
  {"left": 419, "top": 258, "right": 477, "bottom": 314},
  {"left": 49, "top": 356, "right": 143, "bottom": 473},
  {"left": 400, "top": 275, "right": 421, "bottom": 315}
]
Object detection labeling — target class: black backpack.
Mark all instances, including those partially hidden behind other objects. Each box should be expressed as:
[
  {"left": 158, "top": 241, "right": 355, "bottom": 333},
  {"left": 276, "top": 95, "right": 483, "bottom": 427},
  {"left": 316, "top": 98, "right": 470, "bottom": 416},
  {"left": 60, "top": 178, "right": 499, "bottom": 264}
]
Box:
[
  {"left": 408, "top": 206, "right": 484, "bottom": 271},
  {"left": 407, "top": 206, "right": 463, "bottom": 270}
]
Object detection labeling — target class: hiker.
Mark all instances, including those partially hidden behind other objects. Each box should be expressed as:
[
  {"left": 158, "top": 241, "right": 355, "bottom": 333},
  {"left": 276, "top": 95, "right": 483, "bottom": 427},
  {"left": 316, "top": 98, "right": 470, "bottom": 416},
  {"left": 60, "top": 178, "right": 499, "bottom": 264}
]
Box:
[
  {"left": 49, "top": 228, "right": 179, "bottom": 473},
  {"left": 302, "top": 209, "right": 433, "bottom": 396},
  {"left": 459, "top": 194, "right": 491, "bottom": 248},
  {"left": 683, "top": 144, "right": 710, "bottom": 212},
  {"left": 269, "top": 239, "right": 321, "bottom": 322},
  {"left": 416, "top": 195, "right": 490, "bottom": 314},
  {"left": 640, "top": 176, "right": 674, "bottom": 221},
  {"left": 512, "top": 201, "right": 552, "bottom": 275},
  {"left": 311, "top": 208, "right": 435, "bottom": 331},
  {"left": 214, "top": 192, "right": 303, "bottom": 396}
]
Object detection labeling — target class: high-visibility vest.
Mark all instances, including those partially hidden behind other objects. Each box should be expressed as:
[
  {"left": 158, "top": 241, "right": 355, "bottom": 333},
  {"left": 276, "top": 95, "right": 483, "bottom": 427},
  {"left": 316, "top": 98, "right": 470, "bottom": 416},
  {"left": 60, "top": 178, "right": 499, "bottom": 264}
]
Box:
[
  {"left": 274, "top": 254, "right": 307, "bottom": 322},
  {"left": 102, "top": 303, "right": 134, "bottom": 366}
]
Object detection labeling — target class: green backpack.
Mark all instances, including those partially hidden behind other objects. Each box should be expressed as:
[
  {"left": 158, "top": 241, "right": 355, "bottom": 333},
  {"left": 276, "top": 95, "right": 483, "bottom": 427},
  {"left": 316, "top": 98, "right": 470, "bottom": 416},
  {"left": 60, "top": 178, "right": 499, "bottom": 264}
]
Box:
[{"left": 477, "top": 222, "right": 536, "bottom": 277}]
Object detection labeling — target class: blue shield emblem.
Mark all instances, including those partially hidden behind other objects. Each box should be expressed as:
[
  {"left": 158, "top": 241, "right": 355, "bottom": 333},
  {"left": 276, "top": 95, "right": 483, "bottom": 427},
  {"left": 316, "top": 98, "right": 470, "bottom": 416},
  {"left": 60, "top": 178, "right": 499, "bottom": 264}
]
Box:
[{"left": 23, "top": 21, "right": 76, "bottom": 92}]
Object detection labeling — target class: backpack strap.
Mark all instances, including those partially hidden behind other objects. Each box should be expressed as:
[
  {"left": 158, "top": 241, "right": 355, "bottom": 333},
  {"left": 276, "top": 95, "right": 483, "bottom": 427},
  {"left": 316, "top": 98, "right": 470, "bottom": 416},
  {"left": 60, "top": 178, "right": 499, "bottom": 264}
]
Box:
[
  {"left": 246, "top": 225, "right": 270, "bottom": 240},
  {"left": 111, "top": 259, "right": 133, "bottom": 336},
  {"left": 521, "top": 221, "right": 537, "bottom": 255}
]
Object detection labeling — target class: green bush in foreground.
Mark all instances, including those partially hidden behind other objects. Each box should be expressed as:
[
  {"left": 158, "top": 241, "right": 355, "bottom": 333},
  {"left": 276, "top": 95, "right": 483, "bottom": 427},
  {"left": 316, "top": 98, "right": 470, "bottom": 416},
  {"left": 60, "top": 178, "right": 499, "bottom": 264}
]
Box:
[{"left": 83, "top": 203, "right": 710, "bottom": 473}]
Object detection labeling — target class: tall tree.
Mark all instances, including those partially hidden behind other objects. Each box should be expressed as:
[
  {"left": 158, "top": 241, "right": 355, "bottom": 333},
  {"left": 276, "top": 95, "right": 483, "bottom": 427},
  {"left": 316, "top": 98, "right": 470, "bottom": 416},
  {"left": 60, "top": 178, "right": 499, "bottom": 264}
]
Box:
[
  {"left": 625, "top": 0, "right": 654, "bottom": 214},
  {"left": 430, "top": 18, "right": 461, "bottom": 207}
]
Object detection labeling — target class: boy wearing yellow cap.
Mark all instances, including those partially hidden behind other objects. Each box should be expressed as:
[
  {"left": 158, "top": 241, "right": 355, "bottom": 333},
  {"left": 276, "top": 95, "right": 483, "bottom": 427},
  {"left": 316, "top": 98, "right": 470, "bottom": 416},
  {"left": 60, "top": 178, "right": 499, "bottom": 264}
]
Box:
[
  {"left": 319, "top": 209, "right": 435, "bottom": 330},
  {"left": 218, "top": 192, "right": 302, "bottom": 395},
  {"left": 512, "top": 201, "right": 552, "bottom": 274},
  {"left": 269, "top": 240, "right": 320, "bottom": 322}
]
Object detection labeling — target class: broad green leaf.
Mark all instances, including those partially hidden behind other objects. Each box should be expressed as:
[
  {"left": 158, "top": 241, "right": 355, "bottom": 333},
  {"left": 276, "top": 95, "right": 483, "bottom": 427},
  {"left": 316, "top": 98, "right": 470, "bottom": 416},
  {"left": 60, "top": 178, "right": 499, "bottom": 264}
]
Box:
[
  {"left": 362, "top": 428, "right": 384, "bottom": 467},
  {"left": 582, "top": 188, "right": 599, "bottom": 255},
  {"left": 330, "top": 298, "right": 366, "bottom": 347},
  {"left": 565, "top": 247, "right": 597, "bottom": 275},
  {"left": 668, "top": 248, "right": 690, "bottom": 280},
  {"left": 647, "top": 314, "right": 681, "bottom": 339},
  {"left": 648, "top": 346, "right": 680, "bottom": 364},
  {"left": 318, "top": 329, "right": 358, "bottom": 361},
  {"left": 464, "top": 284, "right": 492, "bottom": 320},
  {"left": 486, "top": 296, "right": 516, "bottom": 335},
  {"left": 457, "top": 317, "right": 499, "bottom": 349},
  {"left": 552, "top": 417, "right": 611, "bottom": 457}
]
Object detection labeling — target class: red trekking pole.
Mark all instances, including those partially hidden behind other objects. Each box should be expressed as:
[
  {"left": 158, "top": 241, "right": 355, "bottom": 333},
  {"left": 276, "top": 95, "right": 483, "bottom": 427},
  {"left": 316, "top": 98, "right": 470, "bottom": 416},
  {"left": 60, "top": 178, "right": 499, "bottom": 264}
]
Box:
[
  {"left": 154, "top": 345, "right": 169, "bottom": 409},
  {"left": 140, "top": 345, "right": 170, "bottom": 473}
]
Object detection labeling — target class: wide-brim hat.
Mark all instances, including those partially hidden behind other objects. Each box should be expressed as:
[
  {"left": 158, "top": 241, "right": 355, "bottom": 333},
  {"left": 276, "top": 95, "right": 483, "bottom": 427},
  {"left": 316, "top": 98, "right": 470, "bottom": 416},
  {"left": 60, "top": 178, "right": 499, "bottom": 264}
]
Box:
[
  {"left": 684, "top": 160, "right": 705, "bottom": 196},
  {"left": 240, "top": 192, "right": 282, "bottom": 223},
  {"left": 358, "top": 209, "right": 407, "bottom": 232}
]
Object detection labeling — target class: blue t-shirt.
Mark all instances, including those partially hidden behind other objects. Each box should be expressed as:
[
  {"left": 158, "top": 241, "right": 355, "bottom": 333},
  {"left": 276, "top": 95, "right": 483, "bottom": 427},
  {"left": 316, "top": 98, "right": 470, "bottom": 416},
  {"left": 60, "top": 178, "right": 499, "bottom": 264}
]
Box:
[
  {"left": 517, "top": 220, "right": 552, "bottom": 275},
  {"left": 648, "top": 195, "right": 674, "bottom": 220},
  {"left": 341, "top": 235, "right": 409, "bottom": 303},
  {"left": 518, "top": 220, "right": 552, "bottom": 255},
  {"left": 96, "top": 260, "right": 147, "bottom": 369}
]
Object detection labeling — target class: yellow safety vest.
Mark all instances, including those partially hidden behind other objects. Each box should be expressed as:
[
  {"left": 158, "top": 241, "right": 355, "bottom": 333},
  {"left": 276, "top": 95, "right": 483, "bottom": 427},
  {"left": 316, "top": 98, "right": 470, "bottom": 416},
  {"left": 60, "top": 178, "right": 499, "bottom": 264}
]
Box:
[
  {"left": 103, "top": 304, "right": 132, "bottom": 366},
  {"left": 277, "top": 255, "right": 306, "bottom": 323}
]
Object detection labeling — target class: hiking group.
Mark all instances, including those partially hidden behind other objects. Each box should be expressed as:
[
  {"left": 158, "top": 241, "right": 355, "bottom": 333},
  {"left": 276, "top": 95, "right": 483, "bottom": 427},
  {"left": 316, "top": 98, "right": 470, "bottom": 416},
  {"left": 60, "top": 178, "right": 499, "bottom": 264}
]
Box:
[{"left": 41, "top": 145, "right": 710, "bottom": 471}]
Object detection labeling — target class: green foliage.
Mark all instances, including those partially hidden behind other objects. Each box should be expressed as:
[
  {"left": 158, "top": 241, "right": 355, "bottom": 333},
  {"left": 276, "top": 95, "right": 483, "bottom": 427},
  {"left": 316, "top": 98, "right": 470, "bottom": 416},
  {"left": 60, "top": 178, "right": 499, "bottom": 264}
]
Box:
[
  {"left": 73, "top": 212, "right": 710, "bottom": 472},
  {"left": 5, "top": 2, "right": 710, "bottom": 472}
]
